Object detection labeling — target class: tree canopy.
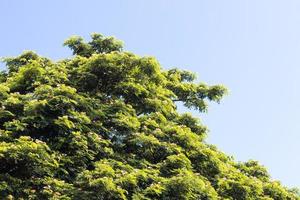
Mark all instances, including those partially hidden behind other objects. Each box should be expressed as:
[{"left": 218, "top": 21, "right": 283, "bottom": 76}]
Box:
[{"left": 0, "top": 33, "right": 298, "bottom": 199}]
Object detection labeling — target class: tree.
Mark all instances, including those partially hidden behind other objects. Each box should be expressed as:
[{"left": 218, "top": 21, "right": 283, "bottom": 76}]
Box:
[{"left": 0, "top": 33, "right": 298, "bottom": 199}]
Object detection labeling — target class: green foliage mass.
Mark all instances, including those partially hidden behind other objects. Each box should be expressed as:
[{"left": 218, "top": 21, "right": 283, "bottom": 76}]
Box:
[{"left": 0, "top": 33, "right": 298, "bottom": 199}]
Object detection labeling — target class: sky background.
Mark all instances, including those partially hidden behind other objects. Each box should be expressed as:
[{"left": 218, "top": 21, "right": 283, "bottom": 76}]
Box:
[{"left": 1, "top": 0, "right": 300, "bottom": 187}]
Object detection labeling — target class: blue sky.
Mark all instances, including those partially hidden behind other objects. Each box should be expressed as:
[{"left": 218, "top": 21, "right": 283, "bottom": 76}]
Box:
[{"left": 1, "top": 0, "right": 300, "bottom": 187}]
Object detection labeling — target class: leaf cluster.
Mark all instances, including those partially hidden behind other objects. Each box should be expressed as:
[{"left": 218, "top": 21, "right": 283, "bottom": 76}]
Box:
[{"left": 0, "top": 34, "right": 298, "bottom": 200}]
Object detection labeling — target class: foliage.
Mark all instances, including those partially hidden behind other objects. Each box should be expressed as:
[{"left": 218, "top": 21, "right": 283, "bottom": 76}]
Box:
[{"left": 0, "top": 33, "right": 298, "bottom": 199}]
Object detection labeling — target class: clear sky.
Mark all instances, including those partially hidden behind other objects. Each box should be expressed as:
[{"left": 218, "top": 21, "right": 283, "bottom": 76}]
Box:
[{"left": 1, "top": 0, "right": 300, "bottom": 187}]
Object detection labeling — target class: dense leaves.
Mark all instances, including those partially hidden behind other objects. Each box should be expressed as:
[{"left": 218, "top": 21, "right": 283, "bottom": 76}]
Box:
[{"left": 0, "top": 34, "right": 298, "bottom": 199}]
